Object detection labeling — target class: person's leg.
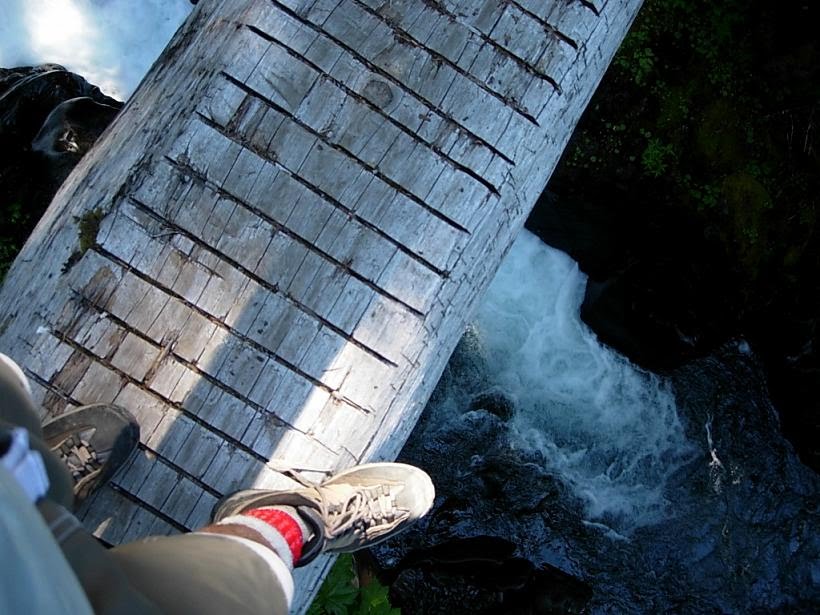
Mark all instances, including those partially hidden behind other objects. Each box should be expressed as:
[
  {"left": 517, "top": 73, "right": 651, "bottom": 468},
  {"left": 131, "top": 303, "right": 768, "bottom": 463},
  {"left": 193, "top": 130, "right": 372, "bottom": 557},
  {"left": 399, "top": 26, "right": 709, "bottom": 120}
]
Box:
[
  {"left": 0, "top": 353, "right": 74, "bottom": 507},
  {"left": 36, "top": 498, "right": 162, "bottom": 614},
  {"left": 110, "top": 532, "right": 294, "bottom": 615},
  {"left": 105, "top": 463, "right": 435, "bottom": 614},
  {"left": 0, "top": 353, "right": 140, "bottom": 507},
  {"left": 213, "top": 463, "right": 437, "bottom": 562},
  {"left": 0, "top": 353, "right": 292, "bottom": 613},
  {"left": 1, "top": 354, "right": 153, "bottom": 612},
  {"left": 2, "top": 353, "right": 434, "bottom": 614},
  {"left": 0, "top": 466, "right": 94, "bottom": 615}
]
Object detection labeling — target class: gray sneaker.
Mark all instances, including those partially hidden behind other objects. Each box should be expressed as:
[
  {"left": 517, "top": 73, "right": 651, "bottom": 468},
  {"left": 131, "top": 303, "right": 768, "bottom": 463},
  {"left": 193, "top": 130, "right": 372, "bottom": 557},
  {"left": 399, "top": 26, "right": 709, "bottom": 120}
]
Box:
[
  {"left": 212, "top": 462, "right": 435, "bottom": 566},
  {"left": 43, "top": 403, "right": 139, "bottom": 504}
]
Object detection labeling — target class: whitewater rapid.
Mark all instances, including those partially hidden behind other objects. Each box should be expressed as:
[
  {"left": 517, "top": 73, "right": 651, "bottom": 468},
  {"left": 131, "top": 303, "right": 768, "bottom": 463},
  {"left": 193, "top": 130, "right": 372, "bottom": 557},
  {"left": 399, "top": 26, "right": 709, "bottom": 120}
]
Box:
[{"left": 461, "top": 231, "right": 693, "bottom": 531}]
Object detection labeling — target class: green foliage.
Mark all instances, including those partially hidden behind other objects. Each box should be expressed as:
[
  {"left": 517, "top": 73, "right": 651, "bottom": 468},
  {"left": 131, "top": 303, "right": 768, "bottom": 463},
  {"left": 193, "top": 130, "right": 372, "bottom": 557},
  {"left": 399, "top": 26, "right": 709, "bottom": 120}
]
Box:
[
  {"left": 0, "top": 201, "right": 32, "bottom": 281},
  {"left": 308, "top": 556, "right": 358, "bottom": 615},
  {"left": 4, "top": 201, "right": 24, "bottom": 225},
  {"left": 641, "top": 137, "right": 675, "bottom": 177},
  {"left": 61, "top": 206, "right": 107, "bottom": 274},
  {"left": 682, "top": 178, "right": 721, "bottom": 212},
  {"left": 77, "top": 207, "right": 105, "bottom": 253},
  {"left": 308, "top": 555, "right": 399, "bottom": 615},
  {"left": 354, "top": 579, "right": 399, "bottom": 615},
  {"left": 695, "top": 100, "right": 744, "bottom": 167},
  {"left": 614, "top": 19, "right": 655, "bottom": 86},
  {"left": 559, "top": 0, "right": 820, "bottom": 287}
]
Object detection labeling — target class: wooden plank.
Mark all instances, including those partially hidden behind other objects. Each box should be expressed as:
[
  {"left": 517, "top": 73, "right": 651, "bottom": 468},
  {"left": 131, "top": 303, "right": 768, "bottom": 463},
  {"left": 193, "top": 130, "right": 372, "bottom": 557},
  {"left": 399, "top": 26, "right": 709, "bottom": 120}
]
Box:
[
  {"left": 269, "top": 118, "right": 318, "bottom": 170},
  {"left": 154, "top": 313, "right": 201, "bottom": 364},
  {"left": 305, "top": 397, "right": 375, "bottom": 459},
  {"left": 246, "top": 44, "right": 322, "bottom": 114},
  {"left": 359, "top": 0, "right": 559, "bottom": 119},
  {"left": 161, "top": 474, "right": 208, "bottom": 528},
  {"left": 168, "top": 420, "right": 225, "bottom": 482},
  {"left": 69, "top": 360, "right": 124, "bottom": 405},
  {"left": 352, "top": 295, "right": 423, "bottom": 364},
  {"left": 215, "top": 344, "right": 268, "bottom": 399},
  {"left": 323, "top": 222, "right": 394, "bottom": 285},
  {"left": 294, "top": 256, "right": 349, "bottom": 318},
  {"left": 326, "top": 276, "right": 374, "bottom": 333},
  {"left": 186, "top": 491, "right": 221, "bottom": 530},
  {"left": 113, "top": 384, "right": 168, "bottom": 444},
  {"left": 200, "top": 443, "right": 264, "bottom": 494},
  {"left": 133, "top": 456, "right": 182, "bottom": 515},
  {"left": 196, "top": 72, "right": 247, "bottom": 126},
  {"left": 80, "top": 485, "right": 142, "bottom": 544},
  {"left": 119, "top": 506, "right": 177, "bottom": 545},
  {"left": 377, "top": 250, "right": 441, "bottom": 314},
  {"left": 191, "top": 384, "right": 257, "bottom": 442}
]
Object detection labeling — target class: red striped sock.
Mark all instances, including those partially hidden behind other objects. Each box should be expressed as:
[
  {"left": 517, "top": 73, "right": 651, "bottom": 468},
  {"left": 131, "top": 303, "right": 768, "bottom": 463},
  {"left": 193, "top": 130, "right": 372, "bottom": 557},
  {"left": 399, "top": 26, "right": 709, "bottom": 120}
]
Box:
[{"left": 242, "top": 507, "right": 304, "bottom": 564}]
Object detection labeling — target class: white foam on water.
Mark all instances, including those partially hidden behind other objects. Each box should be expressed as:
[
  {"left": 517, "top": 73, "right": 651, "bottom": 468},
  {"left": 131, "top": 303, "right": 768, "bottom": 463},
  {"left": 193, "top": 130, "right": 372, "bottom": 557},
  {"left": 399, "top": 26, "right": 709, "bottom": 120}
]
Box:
[
  {"left": 0, "top": 0, "right": 193, "bottom": 99},
  {"left": 476, "top": 231, "right": 693, "bottom": 531}
]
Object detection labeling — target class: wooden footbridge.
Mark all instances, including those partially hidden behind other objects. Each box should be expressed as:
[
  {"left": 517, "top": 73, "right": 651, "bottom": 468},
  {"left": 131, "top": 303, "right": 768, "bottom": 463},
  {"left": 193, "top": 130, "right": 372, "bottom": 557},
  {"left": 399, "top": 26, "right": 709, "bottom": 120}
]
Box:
[{"left": 0, "top": 0, "right": 641, "bottom": 609}]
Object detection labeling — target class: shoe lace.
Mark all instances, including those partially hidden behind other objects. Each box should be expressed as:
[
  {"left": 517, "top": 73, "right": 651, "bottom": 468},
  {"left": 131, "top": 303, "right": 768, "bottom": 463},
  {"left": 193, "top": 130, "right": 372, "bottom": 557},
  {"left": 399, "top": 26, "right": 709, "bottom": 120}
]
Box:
[
  {"left": 320, "top": 483, "right": 408, "bottom": 540},
  {"left": 56, "top": 434, "right": 101, "bottom": 482},
  {"left": 284, "top": 470, "right": 409, "bottom": 541}
]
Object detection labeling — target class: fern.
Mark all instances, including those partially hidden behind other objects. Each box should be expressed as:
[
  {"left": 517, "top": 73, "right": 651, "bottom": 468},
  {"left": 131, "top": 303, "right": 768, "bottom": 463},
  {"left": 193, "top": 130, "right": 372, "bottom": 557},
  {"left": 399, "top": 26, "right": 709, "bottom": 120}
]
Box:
[{"left": 308, "top": 555, "right": 399, "bottom": 615}]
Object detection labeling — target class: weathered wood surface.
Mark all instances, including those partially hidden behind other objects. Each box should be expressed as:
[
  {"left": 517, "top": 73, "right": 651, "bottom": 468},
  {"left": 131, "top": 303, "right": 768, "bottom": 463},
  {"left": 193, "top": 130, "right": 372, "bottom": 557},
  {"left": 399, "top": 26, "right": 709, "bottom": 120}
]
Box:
[{"left": 0, "top": 0, "right": 641, "bottom": 610}]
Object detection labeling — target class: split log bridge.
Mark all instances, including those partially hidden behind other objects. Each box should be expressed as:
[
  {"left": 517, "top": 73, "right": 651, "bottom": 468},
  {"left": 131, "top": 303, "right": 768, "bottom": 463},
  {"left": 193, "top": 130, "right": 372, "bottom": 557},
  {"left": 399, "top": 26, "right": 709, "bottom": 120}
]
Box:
[{"left": 0, "top": 0, "right": 641, "bottom": 609}]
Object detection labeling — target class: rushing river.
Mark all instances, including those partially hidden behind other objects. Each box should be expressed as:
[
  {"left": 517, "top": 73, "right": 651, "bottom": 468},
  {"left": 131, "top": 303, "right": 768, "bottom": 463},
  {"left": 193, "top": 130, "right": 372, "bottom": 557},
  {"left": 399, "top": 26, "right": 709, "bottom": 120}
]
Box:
[
  {"left": 473, "top": 231, "right": 694, "bottom": 533},
  {"left": 387, "top": 230, "right": 819, "bottom": 613}
]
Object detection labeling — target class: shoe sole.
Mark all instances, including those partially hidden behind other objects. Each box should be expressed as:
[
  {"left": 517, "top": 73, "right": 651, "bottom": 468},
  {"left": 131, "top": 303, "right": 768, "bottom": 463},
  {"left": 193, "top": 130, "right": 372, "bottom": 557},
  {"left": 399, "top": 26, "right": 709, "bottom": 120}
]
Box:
[{"left": 43, "top": 404, "right": 140, "bottom": 504}]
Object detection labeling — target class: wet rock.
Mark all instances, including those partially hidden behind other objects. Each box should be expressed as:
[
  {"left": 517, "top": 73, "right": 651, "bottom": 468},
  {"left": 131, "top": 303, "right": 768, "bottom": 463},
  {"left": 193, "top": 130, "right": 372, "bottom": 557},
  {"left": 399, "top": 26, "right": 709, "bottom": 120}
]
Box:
[
  {"left": 0, "top": 65, "right": 121, "bottom": 274},
  {"left": 524, "top": 190, "right": 629, "bottom": 281},
  {"left": 371, "top": 337, "right": 597, "bottom": 613},
  {"left": 527, "top": 189, "right": 737, "bottom": 370},
  {"left": 31, "top": 97, "right": 120, "bottom": 170},
  {"left": 375, "top": 338, "right": 820, "bottom": 613},
  {"left": 0, "top": 65, "right": 119, "bottom": 145},
  {"left": 390, "top": 540, "right": 592, "bottom": 615},
  {"left": 468, "top": 389, "right": 516, "bottom": 421}
]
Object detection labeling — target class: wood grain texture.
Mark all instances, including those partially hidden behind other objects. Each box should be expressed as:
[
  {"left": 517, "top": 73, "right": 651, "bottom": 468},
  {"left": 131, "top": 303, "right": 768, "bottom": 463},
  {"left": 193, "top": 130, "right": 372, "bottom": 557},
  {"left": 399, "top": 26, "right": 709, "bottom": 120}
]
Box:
[{"left": 0, "top": 0, "right": 642, "bottom": 611}]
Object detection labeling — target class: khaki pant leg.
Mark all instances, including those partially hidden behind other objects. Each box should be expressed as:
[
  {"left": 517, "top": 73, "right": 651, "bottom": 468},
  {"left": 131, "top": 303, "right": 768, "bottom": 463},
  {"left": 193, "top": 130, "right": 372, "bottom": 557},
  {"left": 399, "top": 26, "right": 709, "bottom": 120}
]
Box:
[
  {"left": 0, "top": 468, "right": 93, "bottom": 615},
  {"left": 38, "top": 500, "right": 162, "bottom": 615},
  {"left": 0, "top": 356, "right": 74, "bottom": 508},
  {"left": 111, "top": 533, "right": 293, "bottom": 615}
]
